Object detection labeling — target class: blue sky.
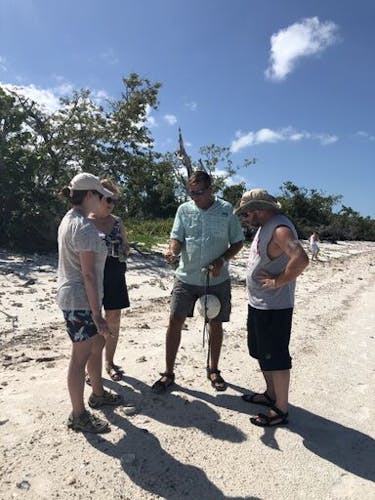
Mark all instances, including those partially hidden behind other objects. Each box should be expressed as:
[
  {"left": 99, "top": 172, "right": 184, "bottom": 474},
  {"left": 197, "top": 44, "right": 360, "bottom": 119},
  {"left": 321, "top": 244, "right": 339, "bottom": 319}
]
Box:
[{"left": 1, "top": 0, "right": 374, "bottom": 216}]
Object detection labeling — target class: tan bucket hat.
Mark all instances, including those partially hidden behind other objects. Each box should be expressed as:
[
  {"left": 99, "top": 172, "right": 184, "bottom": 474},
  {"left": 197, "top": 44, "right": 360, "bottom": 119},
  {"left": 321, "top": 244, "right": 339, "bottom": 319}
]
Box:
[{"left": 234, "top": 188, "right": 282, "bottom": 214}]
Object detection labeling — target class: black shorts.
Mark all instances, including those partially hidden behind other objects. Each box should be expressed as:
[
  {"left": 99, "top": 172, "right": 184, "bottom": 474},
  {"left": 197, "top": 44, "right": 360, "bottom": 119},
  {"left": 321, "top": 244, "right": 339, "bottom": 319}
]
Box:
[
  {"left": 103, "top": 257, "right": 130, "bottom": 311},
  {"left": 247, "top": 305, "right": 293, "bottom": 371}
]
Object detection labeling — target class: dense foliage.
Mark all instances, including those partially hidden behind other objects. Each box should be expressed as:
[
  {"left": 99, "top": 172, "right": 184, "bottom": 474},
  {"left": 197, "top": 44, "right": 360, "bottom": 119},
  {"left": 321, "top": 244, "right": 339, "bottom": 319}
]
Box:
[
  {"left": 0, "top": 76, "right": 179, "bottom": 250},
  {"left": 0, "top": 76, "right": 374, "bottom": 252},
  {"left": 278, "top": 182, "right": 375, "bottom": 241}
]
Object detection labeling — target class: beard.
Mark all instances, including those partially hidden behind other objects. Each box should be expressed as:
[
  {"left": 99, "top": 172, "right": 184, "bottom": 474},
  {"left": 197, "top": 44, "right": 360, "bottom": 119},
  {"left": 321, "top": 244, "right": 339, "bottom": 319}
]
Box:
[{"left": 248, "top": 215, "right": 261, "bottom": 228}]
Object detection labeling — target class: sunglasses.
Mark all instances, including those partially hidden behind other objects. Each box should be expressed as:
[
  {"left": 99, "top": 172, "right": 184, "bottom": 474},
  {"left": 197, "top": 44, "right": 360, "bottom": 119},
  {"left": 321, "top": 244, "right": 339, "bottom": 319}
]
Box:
[
  {"left": 106, "top": 197, "right": 118, "bottom": 205},
  {"left": 91, "top": 190, "right": 103, "bottom": 200},
  {"left": 189, "top": 188, "right": 209, "bottom": 197},
  {"left": 239, "top": 211, "right": 252, "bottom": 217}
]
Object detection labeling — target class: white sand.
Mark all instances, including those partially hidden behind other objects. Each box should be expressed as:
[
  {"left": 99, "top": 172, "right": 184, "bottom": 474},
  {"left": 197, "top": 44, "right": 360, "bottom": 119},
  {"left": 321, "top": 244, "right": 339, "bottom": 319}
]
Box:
[{"left": 0, "top": 240, "right": 374, "bottom": 500}]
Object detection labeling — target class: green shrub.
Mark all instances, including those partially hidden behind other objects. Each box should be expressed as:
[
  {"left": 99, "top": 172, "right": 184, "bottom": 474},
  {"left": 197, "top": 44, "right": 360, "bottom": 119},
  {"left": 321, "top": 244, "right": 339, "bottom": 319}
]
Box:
[{"left": 125, "top": 218, "right": 173, "bottom": 250}]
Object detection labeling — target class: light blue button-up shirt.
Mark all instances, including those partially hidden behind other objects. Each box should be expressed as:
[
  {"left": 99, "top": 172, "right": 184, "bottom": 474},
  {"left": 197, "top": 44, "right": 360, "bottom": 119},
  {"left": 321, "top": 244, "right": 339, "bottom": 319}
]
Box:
[{"left": 171, "top": 198, "right": 244, "bottom": 286}]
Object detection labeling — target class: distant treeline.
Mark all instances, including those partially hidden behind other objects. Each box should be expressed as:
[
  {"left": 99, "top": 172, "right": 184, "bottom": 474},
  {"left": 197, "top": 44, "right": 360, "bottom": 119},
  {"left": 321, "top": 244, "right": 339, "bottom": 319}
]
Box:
[
  {"left": 0, "top": 77, "right": 374, "bottom": 252},
  {"left": 276, "top": 181, "right": 375, "bottom": 242}
]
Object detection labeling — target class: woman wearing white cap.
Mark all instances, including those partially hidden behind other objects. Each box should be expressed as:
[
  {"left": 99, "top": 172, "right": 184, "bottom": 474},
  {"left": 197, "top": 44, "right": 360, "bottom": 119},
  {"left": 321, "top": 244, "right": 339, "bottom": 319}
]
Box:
[{"left": 57, "top": 172, "right": 123, "bottom": 433}]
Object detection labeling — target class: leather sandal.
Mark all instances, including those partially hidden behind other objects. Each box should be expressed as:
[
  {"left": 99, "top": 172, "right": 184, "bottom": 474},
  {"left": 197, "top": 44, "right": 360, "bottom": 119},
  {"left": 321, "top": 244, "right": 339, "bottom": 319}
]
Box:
[
  {"left": 207, "top": 368, "right": 227, "bottom": 392},
  {"left": 151, "top": 372, "right": 175, "bottom": 394},
  {"left": 241, "top": 391, "right": 275, "bottom": 407},
  {"left": 250, "top": 406, "right": 289, "bottom": 427},
  {"left": 106, "top": 364, "right": 124, "bottom": 382}
]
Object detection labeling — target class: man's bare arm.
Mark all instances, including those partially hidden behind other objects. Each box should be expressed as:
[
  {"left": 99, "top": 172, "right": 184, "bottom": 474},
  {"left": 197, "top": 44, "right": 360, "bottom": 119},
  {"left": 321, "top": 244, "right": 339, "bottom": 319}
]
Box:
[
  {"left": 165, "top": 238, "right": 182, "bottom": 264},
  {"left": 260, "top": 227, "right": 309, "bottom": 289},
  {"left": 221, "top": 240, "right": 244, "bottom": 262},
  {"left": 210, "top": 240, "right": 244, "bottom": 277}
]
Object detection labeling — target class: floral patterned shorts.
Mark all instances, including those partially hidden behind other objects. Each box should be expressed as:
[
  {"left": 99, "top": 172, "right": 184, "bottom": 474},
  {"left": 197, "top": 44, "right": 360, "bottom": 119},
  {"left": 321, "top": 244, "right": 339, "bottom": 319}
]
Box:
[{"left": 63, "top": 310, "right": 98, "bottom": 342}]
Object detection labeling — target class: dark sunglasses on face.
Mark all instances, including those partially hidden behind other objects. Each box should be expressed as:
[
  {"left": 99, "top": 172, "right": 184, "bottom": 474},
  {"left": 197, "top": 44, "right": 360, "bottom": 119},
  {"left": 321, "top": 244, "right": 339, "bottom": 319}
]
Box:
[
  {"left": 106, "top": 197, "right": 118, "bottom": 205},
  {"left": 189, "top": 187, "right": 209, "bottom": 197},
  {"left": 240, "top": 211, "right": 251, "bottom": 217},
  {"left": 91, "top": 190, "right": 103, "bottom": 200}
]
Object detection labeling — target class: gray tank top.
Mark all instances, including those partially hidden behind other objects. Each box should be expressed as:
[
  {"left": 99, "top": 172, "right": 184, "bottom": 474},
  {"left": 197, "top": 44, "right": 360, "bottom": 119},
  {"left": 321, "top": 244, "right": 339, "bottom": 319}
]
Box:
[{"left": 246, "top": 214, "right": 298, "bottom": 310}]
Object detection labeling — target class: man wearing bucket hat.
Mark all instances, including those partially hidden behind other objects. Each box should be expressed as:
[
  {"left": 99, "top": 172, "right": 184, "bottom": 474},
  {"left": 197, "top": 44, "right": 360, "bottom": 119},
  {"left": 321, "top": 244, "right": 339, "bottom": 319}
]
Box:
[
  {"left": 152, "top": 171, "right": 244, "bottom": 393},
  {"left": 236, "top": 189, "right": 308, "bottom": 427}
]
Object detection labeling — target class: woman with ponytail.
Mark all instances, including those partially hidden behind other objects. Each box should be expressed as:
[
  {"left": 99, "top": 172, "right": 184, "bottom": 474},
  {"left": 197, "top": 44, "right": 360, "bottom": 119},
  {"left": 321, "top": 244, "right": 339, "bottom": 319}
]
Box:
[{"left": 57, "top": 173, "right": 123, "bottom": 434}]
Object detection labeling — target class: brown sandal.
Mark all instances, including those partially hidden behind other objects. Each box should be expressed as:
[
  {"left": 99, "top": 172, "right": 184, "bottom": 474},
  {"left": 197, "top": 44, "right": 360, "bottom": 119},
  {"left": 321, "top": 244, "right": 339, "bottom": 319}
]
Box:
[
  {"left": 207, "top": 368, "right": 227, "bottom": 392},
  {"left": 151, "top": 372, "right": 175, "bottom": 394},
  {"left": 106, "top": 364, "right": 124, "bottom": 382}
]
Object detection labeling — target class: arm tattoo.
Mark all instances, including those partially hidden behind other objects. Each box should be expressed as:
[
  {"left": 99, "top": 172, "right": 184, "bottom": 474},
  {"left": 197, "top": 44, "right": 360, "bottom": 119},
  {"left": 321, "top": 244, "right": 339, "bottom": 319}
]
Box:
[{"left": 287, "top": 238, "right": 302, "bottom": 251}]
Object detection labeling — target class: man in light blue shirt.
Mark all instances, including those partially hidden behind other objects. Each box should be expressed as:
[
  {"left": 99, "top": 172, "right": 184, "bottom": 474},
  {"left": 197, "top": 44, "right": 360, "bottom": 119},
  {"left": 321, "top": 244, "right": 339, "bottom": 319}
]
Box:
[{"left": 152, "top": 171, "right": 244, "bottom": 393}]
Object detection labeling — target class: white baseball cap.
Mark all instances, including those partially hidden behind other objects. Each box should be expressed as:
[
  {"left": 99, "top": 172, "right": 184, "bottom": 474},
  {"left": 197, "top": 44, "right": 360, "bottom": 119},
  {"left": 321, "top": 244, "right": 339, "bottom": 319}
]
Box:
[
  {"left": 69, "top": 173, "right": 113, "bottom": 198},
  {"left": 197, "top": 294, "right": 221, "bottom": 320}
]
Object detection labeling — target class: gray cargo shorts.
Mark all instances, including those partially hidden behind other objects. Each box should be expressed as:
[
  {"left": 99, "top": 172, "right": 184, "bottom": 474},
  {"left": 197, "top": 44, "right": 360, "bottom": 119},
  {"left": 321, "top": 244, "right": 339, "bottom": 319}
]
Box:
[{"left": 170, "top": 279, "right": 231, "bottom": 322}]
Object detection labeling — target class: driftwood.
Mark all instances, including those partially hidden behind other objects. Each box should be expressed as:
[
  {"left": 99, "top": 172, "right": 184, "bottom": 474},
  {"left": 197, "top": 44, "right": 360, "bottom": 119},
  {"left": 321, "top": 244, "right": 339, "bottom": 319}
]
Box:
[{"left": 175, "top": 128, "right": 193, "bottom": 178}]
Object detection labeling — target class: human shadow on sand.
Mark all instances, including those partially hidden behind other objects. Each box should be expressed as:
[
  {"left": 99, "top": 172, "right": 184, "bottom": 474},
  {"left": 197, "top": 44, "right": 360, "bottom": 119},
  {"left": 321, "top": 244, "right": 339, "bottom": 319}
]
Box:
[
  {"left": 0, "top": 251, "right": 57, "bottom": 281},
  {"left": 179, "top": 383, "right": 375, "bottom": 483},
  {"left": 126, "top": 251, "right": 172, "bottom": 278},
  {"left": 84, "top": 412, "right": 260, "bottom": 500},
  {"left": 104, "top": 375, "right": 246, "bottom": 444}
]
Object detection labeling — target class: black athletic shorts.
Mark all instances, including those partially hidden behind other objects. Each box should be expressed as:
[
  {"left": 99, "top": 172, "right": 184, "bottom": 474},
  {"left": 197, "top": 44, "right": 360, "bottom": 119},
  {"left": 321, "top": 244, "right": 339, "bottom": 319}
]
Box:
[
  {"left": 247, "top": 305, "right": 293, "bottom": 371},
  {"left": 103, "top": 256, "right": 130, "bottom": 311}
]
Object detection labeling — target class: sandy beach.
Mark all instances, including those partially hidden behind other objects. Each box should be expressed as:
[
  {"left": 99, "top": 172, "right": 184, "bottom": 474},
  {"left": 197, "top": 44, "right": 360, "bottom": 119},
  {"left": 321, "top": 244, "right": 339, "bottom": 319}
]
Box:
[{"left": 0, "top": 240, "right": 374, "bottom": 500}]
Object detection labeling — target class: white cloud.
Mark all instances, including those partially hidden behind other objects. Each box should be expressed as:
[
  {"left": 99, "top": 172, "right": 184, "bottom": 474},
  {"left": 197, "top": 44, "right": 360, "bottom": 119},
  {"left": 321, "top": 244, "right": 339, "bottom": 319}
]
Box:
[
  {"left": 92, "top": 89, "right": 110, "bottom": 105},
  {"left": 54, "top": 82, "right": 74, "bottom": 96},
  {"left": 230, "top": 127, "right": 338, "bottom": 152},
  {"left": 225, "top": 173, "right": 247, "bottom": 187},
  {"left": 99, "top": 48, "right": 119, "bottom": 65},
  {"left": 144, "top": 104, "right": 157, "bottom": 127},
  {"left": 164, "top": 114, "right": 177, "bottom": 125},
  {"left": 2, "top": 83, "right": 62, "bottom": 113},
  {"left": 1, "top": 80, "right": 110, "bottom": 114},
  {"left": 315, "top": 133, "right": 338, "bottom": 145},
  {"left": 265, "top": 17, "right": 339, "bottom": 81},
  {"left": 185, "top": 101, "right": 197, "bottom": 111},
  {"left": 0, "top": 56, "right": 7, "bottom": 72},
  {"left": 53, "top": 77, "right": 109, "bottom": 104},
  {"left": 356, "top": 130, "right": 375, "bottom": 141}
]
